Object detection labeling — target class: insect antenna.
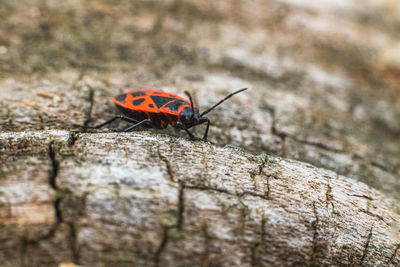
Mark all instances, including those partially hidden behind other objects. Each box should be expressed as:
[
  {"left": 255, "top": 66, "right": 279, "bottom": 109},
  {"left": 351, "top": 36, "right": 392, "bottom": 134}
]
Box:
[
  {"left": 184, "top": 91, "right": 195, "bottom": 120},
  {"left": 200, "top": 88, "right": 248, "bottom": 117}
]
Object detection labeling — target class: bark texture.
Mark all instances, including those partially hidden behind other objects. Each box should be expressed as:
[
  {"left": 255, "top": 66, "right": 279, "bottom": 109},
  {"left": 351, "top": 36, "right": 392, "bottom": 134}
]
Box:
[
  {"left": 1, "top": 130, "right": 400, "bottom": 266},
  {"left": 0, "top": 0, "right": 399, "bottom": 266}
]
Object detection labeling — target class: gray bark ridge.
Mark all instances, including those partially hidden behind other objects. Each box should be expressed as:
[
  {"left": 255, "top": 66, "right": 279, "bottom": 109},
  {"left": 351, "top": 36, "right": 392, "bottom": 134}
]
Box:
[{"left": 1, "top": 130, "right": 399, "bottom": 266}]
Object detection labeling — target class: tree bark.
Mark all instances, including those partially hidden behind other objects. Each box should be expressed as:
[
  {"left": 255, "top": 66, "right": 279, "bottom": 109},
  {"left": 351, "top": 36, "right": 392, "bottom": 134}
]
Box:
[
  {"left": 0, "top": 0, "right": 400, "bottom": 266},
  {"left": 1, "top": 130, "right": 399, "bottom": 266}
]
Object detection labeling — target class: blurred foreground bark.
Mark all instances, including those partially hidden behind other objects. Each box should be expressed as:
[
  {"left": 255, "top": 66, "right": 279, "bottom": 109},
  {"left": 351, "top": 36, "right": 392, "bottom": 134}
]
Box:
[{"left": 0, "top": 0, "right": 400, "bottom": 266}]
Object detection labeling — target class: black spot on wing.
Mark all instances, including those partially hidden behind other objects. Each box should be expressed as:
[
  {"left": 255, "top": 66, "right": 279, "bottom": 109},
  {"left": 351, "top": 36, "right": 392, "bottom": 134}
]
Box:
[
  {"left": 115, "top": 94, "right": 126, "bottom": 104},
  {"left": 149, "top": 104, "right": 154, "bottom": 108},
  {"left": 133, "top": 98, "right": 145, "bottom": 106},
  {"left": 150, "top": 96, "right": 174, "bottom": 108},
  {"left": 129, "top": 91, "right": 147, "bottom": 97},
  {"left": 164, "top": 99, "right": 187, "bottom": 111}
]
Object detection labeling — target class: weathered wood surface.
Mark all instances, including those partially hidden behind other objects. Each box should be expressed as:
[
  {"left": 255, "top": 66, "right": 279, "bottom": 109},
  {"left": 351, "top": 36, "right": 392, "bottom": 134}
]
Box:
[
  {"left": 0, "top": 0, "right": 400, "bottom": 266},
  {"left": 1, "top": 130, "right": 400, "bottom": 266}
]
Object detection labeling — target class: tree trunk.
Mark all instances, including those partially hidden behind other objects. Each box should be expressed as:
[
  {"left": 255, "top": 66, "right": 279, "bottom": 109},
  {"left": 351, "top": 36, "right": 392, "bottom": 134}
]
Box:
[{"left": 0, "top": 0, "right": 399, "bottom": 266}]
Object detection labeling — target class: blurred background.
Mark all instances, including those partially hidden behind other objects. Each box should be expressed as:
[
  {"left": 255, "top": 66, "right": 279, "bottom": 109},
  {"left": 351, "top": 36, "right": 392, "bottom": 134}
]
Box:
[{"left": 0, "top": 0, "right": 399, "bottom": 205}]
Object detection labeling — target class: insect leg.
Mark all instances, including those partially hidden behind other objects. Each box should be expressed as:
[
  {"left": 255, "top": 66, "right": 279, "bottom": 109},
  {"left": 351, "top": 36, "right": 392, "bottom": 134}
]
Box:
[
  {"left": 175, "top": 121, "right": 200, "bottom": 140},
  {"left": 122, "top": 119, "right": 152, "bottom": 132},
  {"left": 77, "top": 115, "right": 139, "bottom": 129},
  {"left": 183, "top": 129, "right": 199, "bottom": 140},
  {"left": 197, "top": 117, "right": 210, "bottom": 141}
]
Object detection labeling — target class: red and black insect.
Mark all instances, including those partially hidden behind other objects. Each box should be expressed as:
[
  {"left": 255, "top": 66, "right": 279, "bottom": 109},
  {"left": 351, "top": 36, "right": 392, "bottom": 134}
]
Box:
[{"left": 80, "top": 88, "right": 247, "bottom": 140}]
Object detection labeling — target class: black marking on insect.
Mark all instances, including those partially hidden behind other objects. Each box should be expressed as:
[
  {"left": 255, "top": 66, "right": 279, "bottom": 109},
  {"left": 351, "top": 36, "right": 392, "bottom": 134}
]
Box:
[
  {"left": 130, "top": 91, "right": 147, "bottom": 97},
  {"left": 133, "top": 98, "right": 145, "bottom": 106},
  {"left": 165, "top": 100, "right": 187, "bottom": 112},
  {"left": 150, "top": 96, "right": 175, "bottom": 108},
  {"left": 115, "top": 94, "right": 126, "bottom": 104}
]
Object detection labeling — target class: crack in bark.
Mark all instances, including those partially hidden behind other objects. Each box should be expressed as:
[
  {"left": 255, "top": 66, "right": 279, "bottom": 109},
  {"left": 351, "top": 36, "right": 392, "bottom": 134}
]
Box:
[
  {"left": 19, "top": 140, "right": 69, "bottom": 265},
  {"left": 359, "top": 191, "right": 388, "bottom": 226},
  {"left": 67, "top": 132, "right": 79, "bottom": 147},
  {"left": 258, "top": 156, "right": 273, "bottom": 200},
  {"left": 257, "top": 161, "right": 264, "bottom": 175},
  {"left": 309, "top": 201, "right": 320, "bottom": 266},
  {"left": 154, "top": 181, "right": 185, "bottom": 265},
  {"left": 38, "top": 113, "right": 44, "bottom": 130},
  {"left": 325, "top": 175, "right": 335, "bottom": 215},
  {"left": 349, "top": 194, "right": 374, "bottom": 201},
  {"left": 185, "top": 185, "right": 232, "bottom": 196},
  {"left": 325, "top": 177, "right": 332, "bottom": 204},
  {"left": 261, "top": 215, "right": 266, "bottom": 246},
  {"left": 265, "top": 174, "right": 271, "bottom": 200},
  {"left": 249, "top": 159, "right": 267, "bottom": 197},
  {"left": 154, "top": 226, "right": 169, "bottom": 267},
  {"left": 44, "top": 136, "right": 81, "bottom": 263},
  {"left": 237, "top": 195, "right": 249, "bottom": 236},
  {"left": 251, "top": 243, "right": 260, "bottom": 267},
  {"left": 49, "top": 141, "right": 64, "bottom": 225},
  {"left": 83, "top": 87, "right": 95, "bottom": 127},
  {"left": 265, "top": 175, "right": 272, "bottom": 200},
  {"left": 251, "top": 215, "right": 266, "bottom": 267},
  {"left": 177, "top": 182, "right": 185, "bottom": 231},
  {"left": 68, "top": 222, "right": 80, "bottom": 264},
  {"left": 201, "top": 222, "right": 211, "bottom": 266},
  {"left": 48, "top": 141, "right": 60, "bottom": 190},
  {"left": 259, "top": 158, "right": 271, "bottom": 199},
  {"left": 201, "top": 145, "right": 209, "bottom": 171},
  {"left": 267, "top": 106, "right": 287, "bottom": 157},
  {"left": 388, "top": 243, "right": 400, "bottom": 265},
  {"left": 48, "top": 134, "right": 80, "bottom": 222},
  {"left": 54, "top": 197, "right": 63, "bottom": 225},
  {"left": 360, "top": 225, "right": 374, "bottom": 264},
  {"left": 185, "top": 185, "right": 273, "bottom": 204},
  {"left": 359, "top": 209, "right": 388, "bottom": 225},
  {"left": 157, "top": 144, "right": 175, "bottom": 183},
  {"left": 249, "top": 171, "right": 259, "bottom": 192}
]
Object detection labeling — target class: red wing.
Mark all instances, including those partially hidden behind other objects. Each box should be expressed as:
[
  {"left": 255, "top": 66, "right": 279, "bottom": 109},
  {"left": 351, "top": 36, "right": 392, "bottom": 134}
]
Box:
[
  {"left": 161, "top": 99, "right": 192, "bottom": 115},
  {"left": 113, "top": 89, "right": 191, "bottom": 113},
  {"left": 128, "top": 89, "right": 188, "bottom": 101},
  {"left": 112, "top": 93, "right": 160, "bottom": 113}
]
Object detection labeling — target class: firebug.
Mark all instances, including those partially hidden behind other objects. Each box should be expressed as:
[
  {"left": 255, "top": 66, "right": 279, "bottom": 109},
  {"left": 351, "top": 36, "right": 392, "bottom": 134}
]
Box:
[{"left": 79, "top": 88, "right": 247, "bottom": 141}]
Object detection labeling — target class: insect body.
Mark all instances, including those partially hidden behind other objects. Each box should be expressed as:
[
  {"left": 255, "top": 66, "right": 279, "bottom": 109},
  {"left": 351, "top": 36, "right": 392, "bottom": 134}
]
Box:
[{"left": 81, "top": 88, "right": 247, "bottom": 140}]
